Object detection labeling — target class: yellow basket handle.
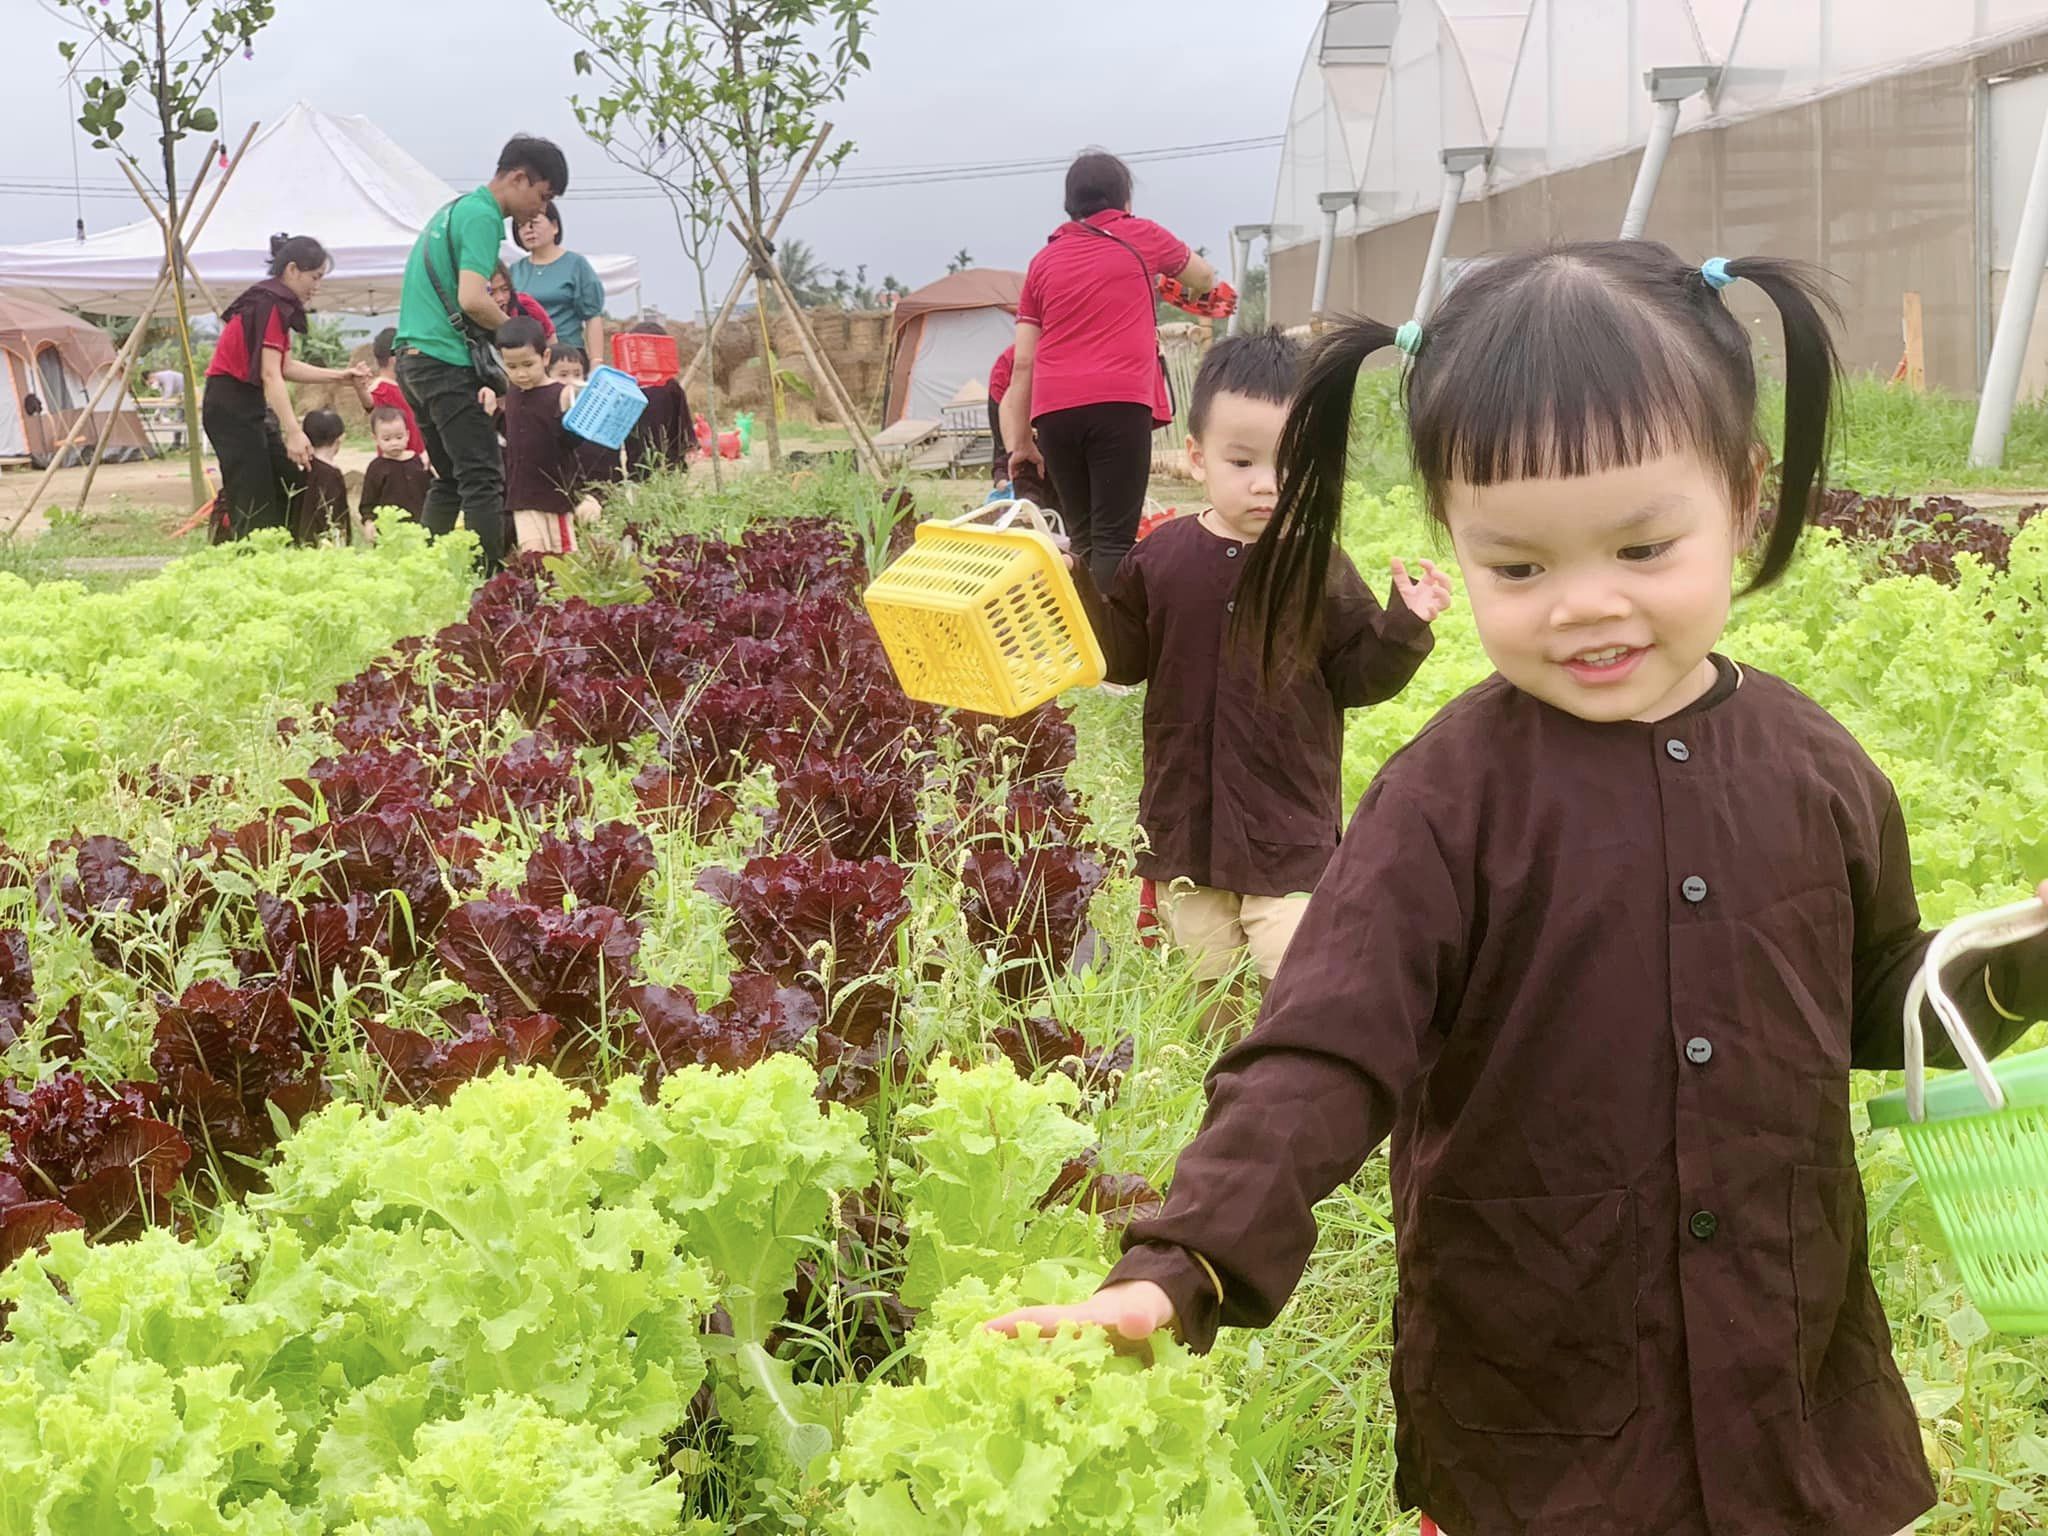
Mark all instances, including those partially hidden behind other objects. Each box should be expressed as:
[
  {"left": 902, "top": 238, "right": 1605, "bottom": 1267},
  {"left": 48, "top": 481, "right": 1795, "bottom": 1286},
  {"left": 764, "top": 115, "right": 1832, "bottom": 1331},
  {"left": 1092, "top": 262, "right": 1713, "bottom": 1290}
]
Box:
[
  {"left": 1902, "top": 896, "right": 2048, "bottom": 1122},
  {"left": 945, "top": 498, "right": 1069, "bottom": 543}
]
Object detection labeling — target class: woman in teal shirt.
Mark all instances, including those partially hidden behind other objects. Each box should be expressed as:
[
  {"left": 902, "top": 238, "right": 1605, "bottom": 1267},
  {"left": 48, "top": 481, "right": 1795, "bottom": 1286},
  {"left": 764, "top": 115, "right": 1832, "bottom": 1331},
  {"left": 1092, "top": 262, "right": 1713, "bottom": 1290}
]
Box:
[{"left": 511, "top": 201, "right": 607, "bottom": 362}]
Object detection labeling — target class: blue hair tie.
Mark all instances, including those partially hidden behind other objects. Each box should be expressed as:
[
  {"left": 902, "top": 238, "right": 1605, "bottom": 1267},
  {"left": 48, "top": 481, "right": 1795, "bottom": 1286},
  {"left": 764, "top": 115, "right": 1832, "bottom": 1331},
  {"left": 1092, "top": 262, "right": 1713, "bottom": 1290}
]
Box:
[
  {"left": 1394, "top": 320, "right": 1424, "bottom": 357},
  {"left": 1700, "top": 257, "right": 1736, "bottom": 291}
]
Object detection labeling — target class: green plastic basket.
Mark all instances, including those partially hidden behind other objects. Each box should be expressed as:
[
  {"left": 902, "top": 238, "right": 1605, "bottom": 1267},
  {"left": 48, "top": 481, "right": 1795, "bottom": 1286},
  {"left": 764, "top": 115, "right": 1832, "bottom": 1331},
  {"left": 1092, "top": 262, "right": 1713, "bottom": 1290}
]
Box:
[{"left": 1868, "top": 898, "right": 2048, "bottom": 1335}]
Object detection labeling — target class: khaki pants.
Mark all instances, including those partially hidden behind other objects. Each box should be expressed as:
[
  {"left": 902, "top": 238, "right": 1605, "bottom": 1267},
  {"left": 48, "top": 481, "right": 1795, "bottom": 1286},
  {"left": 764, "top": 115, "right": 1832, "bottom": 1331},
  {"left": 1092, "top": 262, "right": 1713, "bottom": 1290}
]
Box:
[
  {"left": 1155, "top": 881, "right": 1310, "bottom": 983},
  {"left": 512, "top": 509, "right": 577, "bottom": 556}
]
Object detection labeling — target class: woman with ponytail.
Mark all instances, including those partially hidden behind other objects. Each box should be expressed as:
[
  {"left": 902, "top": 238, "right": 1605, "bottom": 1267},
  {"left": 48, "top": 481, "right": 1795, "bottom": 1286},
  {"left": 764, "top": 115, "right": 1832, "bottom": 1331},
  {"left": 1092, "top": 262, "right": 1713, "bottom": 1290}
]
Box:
[
  {"left": 203, "top": 234, "right": 370, "bottom": 538},
  {"left": 991, "top": 241, "right": 2048, "bottom": 1536}
]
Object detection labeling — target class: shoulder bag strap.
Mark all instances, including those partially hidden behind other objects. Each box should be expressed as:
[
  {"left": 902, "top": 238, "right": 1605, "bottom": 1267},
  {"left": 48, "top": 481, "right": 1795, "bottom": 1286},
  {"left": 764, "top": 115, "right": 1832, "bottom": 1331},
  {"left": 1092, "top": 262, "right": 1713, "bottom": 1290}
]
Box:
[{"left": 422, "top": 200, "right": 472, "bottom": 336}]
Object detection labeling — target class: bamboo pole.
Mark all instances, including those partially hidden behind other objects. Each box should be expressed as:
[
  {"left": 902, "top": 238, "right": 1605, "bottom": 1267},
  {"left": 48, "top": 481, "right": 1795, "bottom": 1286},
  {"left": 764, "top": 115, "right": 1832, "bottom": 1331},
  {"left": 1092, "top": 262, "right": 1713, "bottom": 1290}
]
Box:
[
  {"left": 740, "top": 229, "right": 885, "bottom": 482},
  {"left": 680, "top": 128, "right": 832, "bottom": 391},
  {"left": 725, "top": 214, "right": 883, "bottom": 481},
  {"left": 118, "top": 155, "right": 227, "bottom": 321},
  {"left": 704, "top": 151, "right": 885, "bottom": 480},
  {"left": 7, "top": 126, "right": 256, "bottom": 535}
]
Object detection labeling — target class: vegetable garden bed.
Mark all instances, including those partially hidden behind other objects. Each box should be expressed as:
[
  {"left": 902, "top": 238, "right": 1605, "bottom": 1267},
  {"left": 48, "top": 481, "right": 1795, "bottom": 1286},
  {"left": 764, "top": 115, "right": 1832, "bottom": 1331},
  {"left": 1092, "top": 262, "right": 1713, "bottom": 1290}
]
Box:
[{"left": 0, "top": 475, "right": 2043, "bottom": 1532}]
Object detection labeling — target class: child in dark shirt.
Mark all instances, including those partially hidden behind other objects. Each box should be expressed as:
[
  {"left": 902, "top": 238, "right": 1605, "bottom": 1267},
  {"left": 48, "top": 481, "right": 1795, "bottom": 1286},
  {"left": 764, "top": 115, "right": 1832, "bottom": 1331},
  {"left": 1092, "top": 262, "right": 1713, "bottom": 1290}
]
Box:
[
  {"left": 546, "top": 346, "right": 625, "bottom": 489},
  {"left": 290, "top": 408, "right": 353, "bottom": 546},
  {"left": 358, "top": 405, "right": 431, "bottom": 529},
  {"left": 993, "top": 243, "right": 2048, "bottom": 1536},
  {"left": 618, "top": 320, "right": 694, "bottom": 481},
  {"left": 1073, "top": 330, "right": 1450, "bottom": 1030},
  {"left": 496, "top": 317, "right": 600, "bottom": 557}
]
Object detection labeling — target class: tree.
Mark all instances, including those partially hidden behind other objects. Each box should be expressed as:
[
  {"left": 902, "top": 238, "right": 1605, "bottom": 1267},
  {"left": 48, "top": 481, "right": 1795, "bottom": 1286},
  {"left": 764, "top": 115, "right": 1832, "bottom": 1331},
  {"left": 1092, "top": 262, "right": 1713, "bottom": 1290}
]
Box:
[
  {"left": 946, "top": 249, "right": 974, "bottom": 275},
  {"left": 640, "top": 0, "right": 877, "bottom": 470},
  {"left": 551, "top": 1, "right": 733, "bottom": 489},
  {"left": 53, "top": 0, "right": 278, "bottom": 510}
]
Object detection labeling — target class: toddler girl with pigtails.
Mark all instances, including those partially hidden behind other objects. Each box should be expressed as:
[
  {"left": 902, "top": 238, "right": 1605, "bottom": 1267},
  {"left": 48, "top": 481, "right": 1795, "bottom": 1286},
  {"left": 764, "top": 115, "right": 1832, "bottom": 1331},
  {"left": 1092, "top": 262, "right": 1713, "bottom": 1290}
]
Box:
[{"left": 988, "top": 241, "right": 2048, "bottom": 1536}]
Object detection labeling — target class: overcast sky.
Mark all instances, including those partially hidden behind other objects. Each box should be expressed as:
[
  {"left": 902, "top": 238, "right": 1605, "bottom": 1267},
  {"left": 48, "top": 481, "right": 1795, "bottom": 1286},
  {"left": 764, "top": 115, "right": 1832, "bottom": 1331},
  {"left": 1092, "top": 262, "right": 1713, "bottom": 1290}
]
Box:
[{"left": 0, "top": 0, "right": 1315, "bottom": 316}]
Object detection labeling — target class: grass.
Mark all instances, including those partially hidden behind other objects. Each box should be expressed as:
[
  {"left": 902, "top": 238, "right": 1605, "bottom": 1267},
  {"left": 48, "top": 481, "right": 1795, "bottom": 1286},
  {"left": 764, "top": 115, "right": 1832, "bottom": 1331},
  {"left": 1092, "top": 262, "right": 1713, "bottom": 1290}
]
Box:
[{"left": 7, "top": 387, "right": 2046, "bottom": 1531}]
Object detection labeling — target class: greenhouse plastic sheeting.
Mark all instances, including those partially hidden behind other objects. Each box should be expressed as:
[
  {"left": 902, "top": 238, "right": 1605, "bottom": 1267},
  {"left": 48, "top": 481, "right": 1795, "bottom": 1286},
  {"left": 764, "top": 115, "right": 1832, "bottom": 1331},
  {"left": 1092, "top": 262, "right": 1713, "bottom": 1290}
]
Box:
[{"left": 1271, "top": 0, "right": 2048, "bottom": 248}]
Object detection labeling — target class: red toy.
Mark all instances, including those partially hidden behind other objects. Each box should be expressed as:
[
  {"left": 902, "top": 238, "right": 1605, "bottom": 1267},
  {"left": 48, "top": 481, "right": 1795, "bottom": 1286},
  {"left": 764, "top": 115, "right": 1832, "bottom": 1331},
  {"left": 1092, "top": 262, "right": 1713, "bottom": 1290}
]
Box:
[
  {"left": 691, "top": 414, "right": 745, "bottom": 461},
  {"left": 1158, "top": 276, "right": 1238, "bottom": 319},
  {"left": 1137, "top": 503, "right": 1182, "bottom": 542}
]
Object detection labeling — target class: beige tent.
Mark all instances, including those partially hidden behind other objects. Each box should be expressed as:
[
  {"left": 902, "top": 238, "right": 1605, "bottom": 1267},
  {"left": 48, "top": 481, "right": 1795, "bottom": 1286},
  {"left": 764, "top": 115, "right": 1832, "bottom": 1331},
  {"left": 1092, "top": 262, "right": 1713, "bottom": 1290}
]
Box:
[
  {"left": 883, "top": 269, "right": 1024, "bottom": 427},
  {"left": 0, "top": 298, "right": 151, "bottom": 467}
]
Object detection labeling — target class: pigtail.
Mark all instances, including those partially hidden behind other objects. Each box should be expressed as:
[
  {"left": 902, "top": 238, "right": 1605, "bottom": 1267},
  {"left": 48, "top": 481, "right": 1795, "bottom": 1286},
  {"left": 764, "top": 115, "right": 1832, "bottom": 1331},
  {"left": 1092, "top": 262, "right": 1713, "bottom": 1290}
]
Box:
[
  {"left": 1721, "top": 258, "right": 1841, "bottom": 591},
  {"left": 1235, "top": 317, "right": 1402, "bottom": 678}
]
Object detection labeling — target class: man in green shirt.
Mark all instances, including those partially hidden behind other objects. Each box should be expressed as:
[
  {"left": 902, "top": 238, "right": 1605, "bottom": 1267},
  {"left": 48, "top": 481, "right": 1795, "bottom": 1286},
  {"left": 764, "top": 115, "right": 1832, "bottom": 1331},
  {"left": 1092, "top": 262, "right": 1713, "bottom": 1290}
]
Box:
[{"left": 395, "top": 135, "right": 568, "bottom": 572}]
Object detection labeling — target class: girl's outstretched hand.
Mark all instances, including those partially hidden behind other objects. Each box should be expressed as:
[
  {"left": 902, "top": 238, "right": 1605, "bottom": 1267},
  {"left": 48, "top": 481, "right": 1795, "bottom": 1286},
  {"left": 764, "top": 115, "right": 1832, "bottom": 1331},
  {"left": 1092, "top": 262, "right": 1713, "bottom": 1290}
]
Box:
[
  {"left": 984, "top": 1280, "right": 1176, "bottom": 1357},
  {"left": 1392, "top": 558, "right": 1455, "bottom": 624}
]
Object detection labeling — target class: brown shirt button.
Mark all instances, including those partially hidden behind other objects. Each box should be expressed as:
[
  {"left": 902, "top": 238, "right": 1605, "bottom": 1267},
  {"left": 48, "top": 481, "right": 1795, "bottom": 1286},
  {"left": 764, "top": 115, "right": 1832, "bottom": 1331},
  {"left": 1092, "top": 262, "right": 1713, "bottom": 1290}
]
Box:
[
  {"left": 1685, "top": 1036, "right": 1713, "bottom": 1065},
  {"left": 1225, "top": 545, "right": 1239, "bottom": 558},
  {"left": 1689, "top": 1210, "right": 1719, "bottom": 1240},
  {"left": 1681, "top": 875, "right": 1709, "bottom": 904},
  {"left": 1666, "top": 739, "right": 1691, "bottom": 762}
]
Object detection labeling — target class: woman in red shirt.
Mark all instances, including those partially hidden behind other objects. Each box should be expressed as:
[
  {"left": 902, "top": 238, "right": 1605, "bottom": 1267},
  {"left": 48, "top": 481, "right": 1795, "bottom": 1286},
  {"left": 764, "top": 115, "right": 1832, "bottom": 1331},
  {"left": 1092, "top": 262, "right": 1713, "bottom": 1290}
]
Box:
[
  {"left": 1000, "top": 152, "right": 1215, "bottom": 586},
  {"left": 201, "top": 235, "right": 369, "bottom": 538}
]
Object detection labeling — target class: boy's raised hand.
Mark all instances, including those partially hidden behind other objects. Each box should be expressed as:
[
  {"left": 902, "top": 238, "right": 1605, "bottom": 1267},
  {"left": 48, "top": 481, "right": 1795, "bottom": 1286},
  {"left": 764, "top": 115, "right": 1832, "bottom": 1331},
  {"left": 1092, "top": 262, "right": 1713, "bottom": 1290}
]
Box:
[
  {"left": 984, "top": 1279, "right": 1176, "bottom": 1357},
  {"left": 1392, "top": 557, "right": 1454, "bottom": 624}
]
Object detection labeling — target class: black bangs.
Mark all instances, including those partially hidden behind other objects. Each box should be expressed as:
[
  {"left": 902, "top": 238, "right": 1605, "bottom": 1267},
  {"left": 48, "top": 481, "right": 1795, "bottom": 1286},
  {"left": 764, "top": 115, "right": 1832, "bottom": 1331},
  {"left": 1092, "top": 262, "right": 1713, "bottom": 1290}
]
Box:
[
  {"left": 1239, "top": 239, "right": 1840, "bottom": 681},
  {"left": 1406, "top": 245, "right": 1757, "bottom": 512}
]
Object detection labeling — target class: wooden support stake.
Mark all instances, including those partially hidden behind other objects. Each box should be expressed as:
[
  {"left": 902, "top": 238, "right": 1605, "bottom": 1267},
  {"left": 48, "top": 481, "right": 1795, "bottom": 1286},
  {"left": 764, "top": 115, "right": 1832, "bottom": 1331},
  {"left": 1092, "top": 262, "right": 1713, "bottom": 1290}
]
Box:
[
  {"left": 726, "top": 215, "right": 884, "bottom": 481},
  {"left": 1903, "top": 292, "right": 1926, "bottom": 393},
  {"left": 680, "top": 128, "right": 833, "bottom": 391},
  {"left": 118, "top": 155, "right": 228, "bottom": 321},
  {"left": 7, "top": 126, "right": 257, "bottom": 535}
]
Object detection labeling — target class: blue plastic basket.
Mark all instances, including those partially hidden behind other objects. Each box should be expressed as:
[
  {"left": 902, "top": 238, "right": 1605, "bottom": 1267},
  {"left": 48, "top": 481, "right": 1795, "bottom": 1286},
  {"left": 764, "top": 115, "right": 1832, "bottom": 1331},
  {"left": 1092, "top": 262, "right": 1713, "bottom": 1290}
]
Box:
[{"left": 563, "top": 365, "right": 649, "bottom": 450}]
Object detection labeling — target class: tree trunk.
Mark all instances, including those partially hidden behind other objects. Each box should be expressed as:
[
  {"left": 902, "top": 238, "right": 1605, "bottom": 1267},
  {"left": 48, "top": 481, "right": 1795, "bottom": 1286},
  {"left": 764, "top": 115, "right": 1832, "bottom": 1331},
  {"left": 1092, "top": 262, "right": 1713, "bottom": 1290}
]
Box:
[
  {"left": 752, "top": 275, "right": 782, "bottom": 470},
  {"left": 155, "top": 4, "right": 207, "bottom": 513},
  {"left": 696, "top": 257, "right": 725, "bottom": 493},
  {"left": 728, "top": 12, "right": 779, "bottom": 471}
]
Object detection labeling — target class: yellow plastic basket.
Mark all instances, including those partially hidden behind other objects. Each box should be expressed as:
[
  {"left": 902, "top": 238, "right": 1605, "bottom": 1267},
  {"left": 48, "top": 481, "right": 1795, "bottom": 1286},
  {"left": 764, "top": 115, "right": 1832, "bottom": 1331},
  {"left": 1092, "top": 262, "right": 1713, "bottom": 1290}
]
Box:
[{"left": 863, "top": 500, "right": 1106, "bottom": 717}]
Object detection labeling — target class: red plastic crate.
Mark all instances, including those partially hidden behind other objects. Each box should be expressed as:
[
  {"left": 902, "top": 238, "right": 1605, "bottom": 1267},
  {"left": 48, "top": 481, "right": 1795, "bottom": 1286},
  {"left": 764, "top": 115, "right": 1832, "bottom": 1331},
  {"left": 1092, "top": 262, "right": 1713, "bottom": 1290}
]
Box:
[{"left": 611, "top": 331, "right": 680, "bottom": 386}]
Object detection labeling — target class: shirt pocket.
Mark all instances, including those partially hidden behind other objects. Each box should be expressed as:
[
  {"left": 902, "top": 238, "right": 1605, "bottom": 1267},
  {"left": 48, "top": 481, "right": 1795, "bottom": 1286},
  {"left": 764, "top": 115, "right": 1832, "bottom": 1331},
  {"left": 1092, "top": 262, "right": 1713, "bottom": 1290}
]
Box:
[
  {"left": 1418, "top": 1188, "right": 1640, "bottom": 1437},
  {"left": 1790, "top": 1163, "right": 1888, "bottom": 1415}
]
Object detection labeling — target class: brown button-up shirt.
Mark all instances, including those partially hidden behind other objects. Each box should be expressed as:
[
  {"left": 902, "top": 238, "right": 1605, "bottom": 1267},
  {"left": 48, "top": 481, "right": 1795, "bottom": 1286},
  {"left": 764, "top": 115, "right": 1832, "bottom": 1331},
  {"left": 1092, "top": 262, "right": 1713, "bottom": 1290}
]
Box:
[
  {"left": 1077, "top": 513, "right": 1434, "bottom": 897},
  {"left": 1108, "top": 661, "right": 2048, "bottom": 1536}
]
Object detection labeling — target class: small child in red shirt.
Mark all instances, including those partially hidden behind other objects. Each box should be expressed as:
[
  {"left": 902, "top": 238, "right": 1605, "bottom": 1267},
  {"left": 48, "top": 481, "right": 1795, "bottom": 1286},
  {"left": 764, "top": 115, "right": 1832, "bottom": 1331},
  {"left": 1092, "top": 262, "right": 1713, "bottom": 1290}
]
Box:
[
  {"left": 352, "top": 328, "right": 424, "bottom": 456},
  {"left": 1073, "top": 330, "right": 1451, "bottom": 1032}
]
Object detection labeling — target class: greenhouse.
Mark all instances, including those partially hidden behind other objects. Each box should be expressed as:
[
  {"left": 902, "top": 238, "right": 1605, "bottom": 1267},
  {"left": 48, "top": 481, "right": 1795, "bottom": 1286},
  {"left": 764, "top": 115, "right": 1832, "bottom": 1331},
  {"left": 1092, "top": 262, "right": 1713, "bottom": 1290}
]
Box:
[{"left": 1265, "top": 0, "right": 2048, "bottom": 406}]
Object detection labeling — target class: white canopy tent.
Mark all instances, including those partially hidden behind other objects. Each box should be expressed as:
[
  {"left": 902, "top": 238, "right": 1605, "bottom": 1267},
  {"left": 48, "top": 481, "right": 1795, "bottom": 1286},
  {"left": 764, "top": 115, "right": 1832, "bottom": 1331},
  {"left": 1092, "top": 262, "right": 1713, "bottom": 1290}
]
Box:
[{"left": 0, "top": 103, "right": 640, "bottom": 318}]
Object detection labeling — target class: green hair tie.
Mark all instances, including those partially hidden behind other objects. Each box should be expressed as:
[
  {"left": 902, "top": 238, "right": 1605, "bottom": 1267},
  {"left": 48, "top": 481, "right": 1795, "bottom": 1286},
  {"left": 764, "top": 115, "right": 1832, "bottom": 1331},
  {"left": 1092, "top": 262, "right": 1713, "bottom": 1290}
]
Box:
[{"left": 1395, "top": 320, "right": 1424, "bottom": 357}]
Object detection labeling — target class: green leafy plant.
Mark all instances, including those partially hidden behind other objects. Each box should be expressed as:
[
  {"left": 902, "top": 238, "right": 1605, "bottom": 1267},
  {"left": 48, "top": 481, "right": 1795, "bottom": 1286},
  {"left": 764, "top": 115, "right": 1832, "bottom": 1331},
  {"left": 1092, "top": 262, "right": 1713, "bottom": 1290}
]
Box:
[
  {"left": 828, "top": 1277, "right": 1260, "bottom": 1535},
  {"left": 892, "top": 1061, "right": 1102, "bottom": 1309}
]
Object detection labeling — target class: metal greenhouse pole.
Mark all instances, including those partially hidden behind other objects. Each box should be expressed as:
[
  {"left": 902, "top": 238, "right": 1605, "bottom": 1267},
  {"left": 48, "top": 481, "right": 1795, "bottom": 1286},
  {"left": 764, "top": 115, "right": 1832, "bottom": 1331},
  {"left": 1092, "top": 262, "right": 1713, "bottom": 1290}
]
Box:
[
  {"left": 1973, "top": 112, "right": 2048, "bottom": 467},
  {"left": 1618, "top": 67, "right": 1719, "bottom": 240},
  {"left": 1230, "top": 223, "right": 1270, "bottom": 337},
  {"left": 1413, "top": 149, "right": 1488, "bottom": 321},
  {"left": 1311, "top": 194, "right": 1356, "bottom": 328}
]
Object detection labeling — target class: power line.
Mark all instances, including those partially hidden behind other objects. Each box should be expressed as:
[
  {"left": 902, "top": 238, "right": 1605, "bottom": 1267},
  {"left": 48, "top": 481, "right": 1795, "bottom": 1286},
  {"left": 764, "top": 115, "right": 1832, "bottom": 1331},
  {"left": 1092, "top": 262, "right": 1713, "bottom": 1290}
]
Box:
[{"left": 0, "top": 133, "right": 1284, "bottom": 202}]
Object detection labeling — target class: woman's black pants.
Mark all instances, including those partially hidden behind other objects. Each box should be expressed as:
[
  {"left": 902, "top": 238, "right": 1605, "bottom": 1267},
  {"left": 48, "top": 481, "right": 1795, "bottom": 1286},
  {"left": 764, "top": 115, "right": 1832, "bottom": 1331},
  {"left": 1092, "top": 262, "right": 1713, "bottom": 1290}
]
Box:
[
  {"left": 202, "top": 375, "right": 298, "bottom": 538},
  {"left": 1032, "top": 400, "right": 1154, "bottom": 589}
]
